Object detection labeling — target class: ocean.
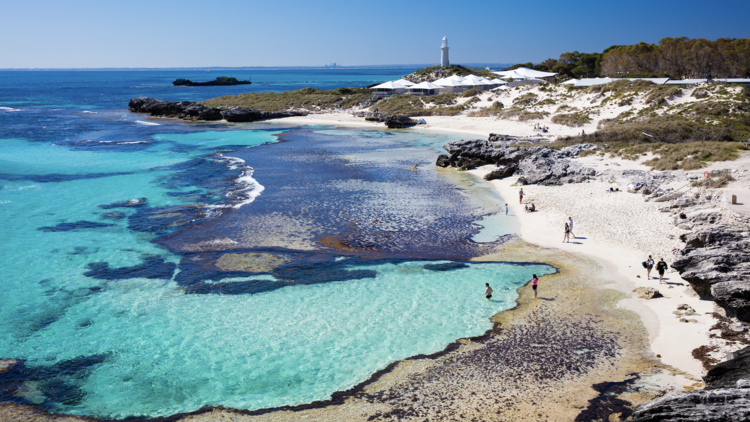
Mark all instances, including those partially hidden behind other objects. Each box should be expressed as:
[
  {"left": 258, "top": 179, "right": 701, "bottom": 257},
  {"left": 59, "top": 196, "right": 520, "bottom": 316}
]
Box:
[{"left": 0, "top": 69, "right": 554, "bottom": 419}]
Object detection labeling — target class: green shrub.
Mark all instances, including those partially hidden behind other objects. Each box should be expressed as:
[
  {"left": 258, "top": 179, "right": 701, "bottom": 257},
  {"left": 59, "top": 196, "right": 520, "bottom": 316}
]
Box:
[
  {"left": 513, "top": 93, "right": 538, "bottom": 107},
  {"left": 467, "top": 101, "right": 504, "bottom": 117},
  {"left": 203, "top": 87, "right": 372, "bottom": 111},
  {"left": 423, "top": 93, "right": 457, "bottom": 105},
  {"left": 645, "top": 86, "right": 682, "bottom": 104},
  {"left": 461, "top": 89, "right": 479, "bottom": 97},
  {"left": 551, "top": 112, "right": 591, "bottom": 127}
]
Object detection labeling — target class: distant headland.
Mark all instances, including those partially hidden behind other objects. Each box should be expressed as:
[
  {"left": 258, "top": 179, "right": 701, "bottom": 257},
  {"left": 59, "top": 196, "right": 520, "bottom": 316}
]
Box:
[{"left": 173, "top": 76, "right": 251, "bottom": 86}]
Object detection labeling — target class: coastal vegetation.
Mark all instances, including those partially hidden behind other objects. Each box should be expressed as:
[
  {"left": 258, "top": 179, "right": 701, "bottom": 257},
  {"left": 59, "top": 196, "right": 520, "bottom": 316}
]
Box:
[
  {"left": 203, "top": 87, "right": 372, "bottom": 111},
  {"left": 504, "top": 37, "right": 750, "bottom": 80}
]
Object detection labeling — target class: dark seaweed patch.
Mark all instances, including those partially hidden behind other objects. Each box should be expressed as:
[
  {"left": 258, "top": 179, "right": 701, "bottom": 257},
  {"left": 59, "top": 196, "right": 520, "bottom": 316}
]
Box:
[
  {"left": 37, "top": 221, "right": 115, "bottom": 232},
  {"left": 0, "top": 354, "right": 108, "bottom": 409},
  {"left": 183, "top": 279, "right": 283, "bottom": 295},
  {"left": 166, "top": 189, "right": 202, "bottom": 197},
  {"left": 0, "top": 172, "right": 133, "bottom": 183},
  {"left": 423, "top": 262, "right": 470, "bottom": 271},
  {"left": 84, "top": 256, "right": 176, "bottom": 280},
  {"left": 126, "top": 205, "right": 206, "bottom": 234}
]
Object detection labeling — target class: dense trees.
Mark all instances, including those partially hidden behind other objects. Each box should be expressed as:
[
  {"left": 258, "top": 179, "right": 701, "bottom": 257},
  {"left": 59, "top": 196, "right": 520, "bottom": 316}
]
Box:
[
  {"left": 505, "top": 38, "right": 750, "bottom": 80},
  {"left": 601, "top": 38, "right": 750, "bottom": 78}
]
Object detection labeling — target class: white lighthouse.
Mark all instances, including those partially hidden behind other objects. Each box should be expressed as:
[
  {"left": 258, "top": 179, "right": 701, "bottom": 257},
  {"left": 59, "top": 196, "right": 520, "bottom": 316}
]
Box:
[{"left": 441, "top": 37, "right": 449, "bottom": 67}]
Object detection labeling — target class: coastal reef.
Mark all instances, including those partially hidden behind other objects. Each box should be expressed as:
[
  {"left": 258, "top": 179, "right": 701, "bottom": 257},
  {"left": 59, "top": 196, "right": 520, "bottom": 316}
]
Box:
[
  {"left": 128, "top": 97, "right": 307, "bottom": 122},
  {"left": 631, "top": 346, "right": 750, "bottom": 421},
  {"left": 436, "top": 137, "right": 598, "bottom": 185},
  {"left": 173, "top": 76, "right": 251, "bottom": 86}
]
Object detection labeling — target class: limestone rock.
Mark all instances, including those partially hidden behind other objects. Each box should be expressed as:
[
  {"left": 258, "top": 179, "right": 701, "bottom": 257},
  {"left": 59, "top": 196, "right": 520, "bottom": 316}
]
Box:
[
  {"left": 483, "top": 165, "right": 518, "bottom": 181},
  {"left": 673, "top": 226, "right": 750, "bottom": 321},
  {"left": 435, "top": 154, "right": 451, "bottom": 168},
  {"left": 128, "top": 97, "right": 307, "bottom": 122},
  {"left": 630, "top": 389, "right": 750, "bottom": 421},
  {"left": 384, "top": 114, "right": 417, "bottom": 129},
  {"left": 439, "top": 139, "right": 597, "bottom": 185},
  {"left": 704, "top": 346, "right": 750, "bottom": 390},
  {"left": 633, "top": 287, "right": 662, "bottom": 299}
]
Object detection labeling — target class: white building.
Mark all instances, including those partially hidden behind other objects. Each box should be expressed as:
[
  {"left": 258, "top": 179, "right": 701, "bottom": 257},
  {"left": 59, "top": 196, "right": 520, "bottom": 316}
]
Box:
[{"left": 441, "top": 37, "right": 449, "bottom": 67}]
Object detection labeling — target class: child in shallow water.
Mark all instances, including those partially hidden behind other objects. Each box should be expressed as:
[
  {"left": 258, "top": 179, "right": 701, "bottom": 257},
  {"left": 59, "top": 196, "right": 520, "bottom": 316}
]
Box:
[{"left": 483, "top": 283, "right": 493, "bottom": 299}]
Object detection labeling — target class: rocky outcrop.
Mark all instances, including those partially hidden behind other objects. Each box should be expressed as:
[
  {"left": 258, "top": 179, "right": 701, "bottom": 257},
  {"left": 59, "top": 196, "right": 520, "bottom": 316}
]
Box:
[
  {"left": 384, "top": 114, "right": 417, "bottom": 129},
  {"left": 631, "top": 346, "right": 750, "bottom": 421},
  {"left": 219, "top": 107, "right": 308, "bottom": 122},
  {"left": 437, "top": 137, "right": 598, "bottom": 183},
  {"left": 630, "top": 388, "right": 750, "bottom": 421},
  {"left": 483, "top": 165, "right": 517, "bottom": 181},
  {"left": 704, "top": 346, "right": 750, "bottom": 389},
  {"left": 129, "top": 97, "right": 222, "bottom": 121},
  {"left": 128, "top": 97, "right": 307, "bottom": 122},
  {"left": 672, "top": 226, "right": 750, "bottom": 320},
  {"left": 173, "top": 77, "right": 251, "bottom": 86}
]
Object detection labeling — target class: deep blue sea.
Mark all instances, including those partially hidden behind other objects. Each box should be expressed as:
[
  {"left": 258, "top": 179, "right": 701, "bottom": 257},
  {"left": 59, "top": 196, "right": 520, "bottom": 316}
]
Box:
[{"left": 0, "top": 70, "right": 553, "bottom": 419}]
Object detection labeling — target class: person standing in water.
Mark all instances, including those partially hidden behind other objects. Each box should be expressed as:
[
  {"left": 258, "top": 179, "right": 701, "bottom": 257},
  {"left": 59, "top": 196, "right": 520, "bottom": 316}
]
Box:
[
  {"left": 505, "top": 204, "right": 509, "bottom": 215},
  {"left": 656, "top": 258, "right": 668, "bottom": 284},
  {"left": 483, "top": 283, "right": 493, "bottom": 299},
  {"left": 531, "top": 274, "right": 539, "bottom": 299},
  {"left": 568, "top": 217, "right": 576, "bottom": 238}
]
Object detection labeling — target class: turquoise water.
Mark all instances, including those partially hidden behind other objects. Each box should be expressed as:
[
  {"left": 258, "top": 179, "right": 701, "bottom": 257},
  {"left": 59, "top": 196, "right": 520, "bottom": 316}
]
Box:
[{"left": 1, "top": 99, "right": 544, "bottom": 418}]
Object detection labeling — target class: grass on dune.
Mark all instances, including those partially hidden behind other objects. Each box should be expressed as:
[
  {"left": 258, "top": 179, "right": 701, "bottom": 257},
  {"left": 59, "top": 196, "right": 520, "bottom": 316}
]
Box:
[{"left": 202, "top": 87, "right": 373, "bottom": 111}]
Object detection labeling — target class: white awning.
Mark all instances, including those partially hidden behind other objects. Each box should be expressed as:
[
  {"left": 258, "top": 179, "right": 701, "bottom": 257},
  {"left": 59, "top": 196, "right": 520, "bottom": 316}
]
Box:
[
  {"left": 433, "top": 78, "right": 467, "bottom": 87},
  {"left": 394, "top": 79, "right": 416, "bottom": 86},
  {"left": 371, "top": 81, "right": 407, "bottom": 89},
  {"left": 495, "top": 67, "right": 557, "bottom": 78},
  {"left": 409, "top": 82, "right": 444, "bottom": 89}
]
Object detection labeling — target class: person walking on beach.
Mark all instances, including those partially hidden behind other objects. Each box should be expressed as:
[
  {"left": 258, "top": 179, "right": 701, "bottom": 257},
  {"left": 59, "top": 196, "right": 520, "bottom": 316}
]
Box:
[
  {"left": 505, "top": 204, "right": 508, "bottom": 215},
  {"left": 519, "top": 188, "right": 525, "bottom": 204},
  {"left": 656, "top": 258, "right": 668, "bottom": 284},
  {"left": 531, "top": 274, "right": 539, "bottom": 299},
  {"left": 645, "top": 255, "right": 654, "bottom": 279},
  {"left": 568, "top": 217, "right": 576, "bottom": 238},
  {"left": 563, "top": 223, "right": 570, "bottom": 243},
  {"left": 483, "top": 283, "right": 493, "bottom": 299}
]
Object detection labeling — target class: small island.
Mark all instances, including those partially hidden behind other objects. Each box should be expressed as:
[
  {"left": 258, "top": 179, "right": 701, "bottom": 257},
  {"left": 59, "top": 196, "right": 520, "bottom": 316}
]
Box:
[{"left": 173, "top": 76, "right": 252, "bottom": 87}]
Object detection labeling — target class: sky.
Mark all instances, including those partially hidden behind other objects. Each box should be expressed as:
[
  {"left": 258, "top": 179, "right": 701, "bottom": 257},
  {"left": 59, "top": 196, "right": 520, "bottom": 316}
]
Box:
[{"left": 1, "top": 0, "right": 749, "bottom": 69}]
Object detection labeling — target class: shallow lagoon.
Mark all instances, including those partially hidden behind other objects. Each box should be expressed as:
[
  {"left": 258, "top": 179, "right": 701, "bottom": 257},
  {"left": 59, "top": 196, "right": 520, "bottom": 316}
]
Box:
[{"left": 1, "top": 99, "right": 552, "bottom": 419}]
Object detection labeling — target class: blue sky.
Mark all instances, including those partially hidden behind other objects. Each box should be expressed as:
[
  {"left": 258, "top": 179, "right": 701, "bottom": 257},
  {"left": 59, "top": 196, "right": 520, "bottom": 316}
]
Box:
[{"left": 1, "top": 0, "right": 748, "bottom": 68}]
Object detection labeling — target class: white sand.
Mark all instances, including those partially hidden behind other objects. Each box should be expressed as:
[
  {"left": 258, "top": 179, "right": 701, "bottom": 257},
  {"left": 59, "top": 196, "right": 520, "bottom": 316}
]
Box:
[{"left": 470, "top": 167, "right": 720, "bottom": 378}]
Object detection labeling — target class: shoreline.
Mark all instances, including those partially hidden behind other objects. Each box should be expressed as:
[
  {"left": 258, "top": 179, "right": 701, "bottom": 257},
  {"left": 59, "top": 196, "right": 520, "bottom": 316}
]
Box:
[
  {"left": 1, "top": 118, "right": 720, "bottom": 421},
  {"left": 268, "top": 112, "right": 723, "bottom": 378}
]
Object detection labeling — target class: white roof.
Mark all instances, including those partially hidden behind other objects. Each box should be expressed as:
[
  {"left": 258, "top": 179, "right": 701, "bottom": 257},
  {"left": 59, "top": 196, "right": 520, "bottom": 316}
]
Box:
[
  {"left": 394, "top": 79, "right": 415, "bottom": 86},
  {"left": 371, "top": 81, "right": 407, "bottom": 89},
  {"left": 495, "top": 67, "right": 557, "bottom": 78},
  {"left": 433, "top": 78, "right": 467, "bottom": 87},
  {"left": 445, "top": 75, "right": 466, "bottom": 82},
  {"left": 492, "top": 85, "right": 510, "bottom": 90},
  {"left": 561, "top": 79, "right": 579, "bottom": 85},
  {"left": 490, "top": 78, "right": 507, "bottom": 84},
  {"left": 409, "top": 82, "right": 444, "bottom": 89},
  {"left": 572, "top": 77, "right": 669, "bottom": 87},
  {"left": 498, "top": 70, "right": 529, "bottom": 79}
]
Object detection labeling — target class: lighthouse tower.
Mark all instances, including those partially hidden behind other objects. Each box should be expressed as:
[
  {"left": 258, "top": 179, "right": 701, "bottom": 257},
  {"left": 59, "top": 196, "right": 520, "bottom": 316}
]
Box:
[{"left": 441, "top": 37, "right": 449, "bottom": 67}]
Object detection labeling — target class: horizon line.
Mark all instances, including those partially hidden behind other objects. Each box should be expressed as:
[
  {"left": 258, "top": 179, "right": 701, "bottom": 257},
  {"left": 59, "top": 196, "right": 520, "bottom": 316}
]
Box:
[{"left": 0, "top": 63, "right": 515, "bottom": 71}]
